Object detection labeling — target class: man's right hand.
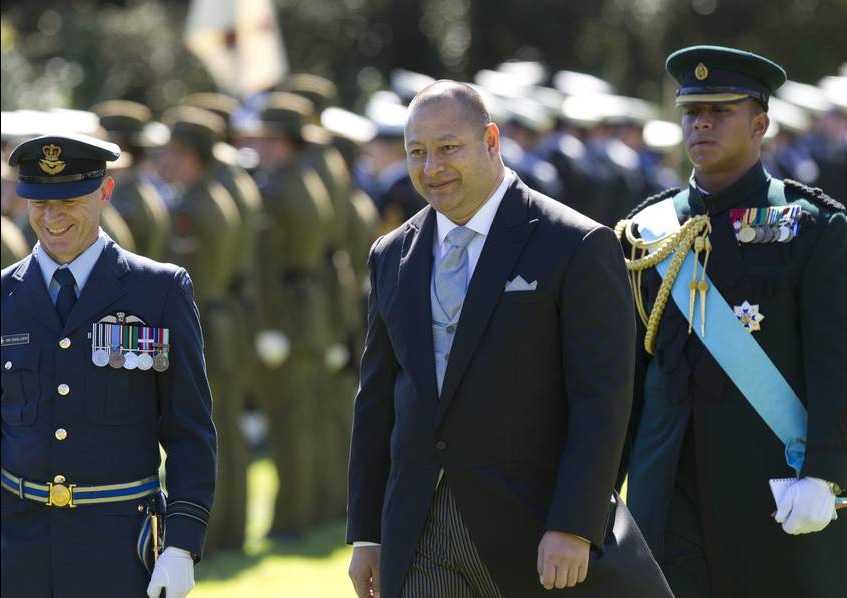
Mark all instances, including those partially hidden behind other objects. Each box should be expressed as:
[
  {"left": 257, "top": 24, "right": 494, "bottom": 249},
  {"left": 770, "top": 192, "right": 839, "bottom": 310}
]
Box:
[{"left": 349, "top": 545, "right": 381, "bottom": 598}]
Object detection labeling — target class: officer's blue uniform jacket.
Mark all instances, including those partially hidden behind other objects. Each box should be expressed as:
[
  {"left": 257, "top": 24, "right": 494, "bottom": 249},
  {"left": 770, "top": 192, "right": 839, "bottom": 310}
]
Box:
[{"left": 1, "top": 234, "right": 216, "bottom": 597}]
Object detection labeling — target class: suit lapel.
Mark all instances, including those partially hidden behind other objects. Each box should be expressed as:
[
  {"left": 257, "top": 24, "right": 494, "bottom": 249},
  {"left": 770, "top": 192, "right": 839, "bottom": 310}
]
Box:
[
  {"left": 9, "top": 255, "right": 63, "bottom": 334},
  {"left": 436, "top": 181, "right": 538, "bottom": 424},
  {"left": 398, "top": 208, "right": 440, "bottom": 405},
  {"left": 64, "top": 240, "right": 129, "bottom": 334}
]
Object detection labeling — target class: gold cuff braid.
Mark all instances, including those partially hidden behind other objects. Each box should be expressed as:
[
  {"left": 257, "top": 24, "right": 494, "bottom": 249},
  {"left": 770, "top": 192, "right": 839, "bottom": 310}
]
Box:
[{"left": 614, "top": 215, "right": 712, "bottom": 354}]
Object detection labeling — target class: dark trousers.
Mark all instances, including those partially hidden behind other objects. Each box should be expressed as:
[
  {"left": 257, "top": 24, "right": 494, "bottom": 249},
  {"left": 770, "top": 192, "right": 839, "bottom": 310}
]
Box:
[
  {"left": 663, "top": 428, "right": 711, "bottom": 598},
  {"left": 400, "top": 481, "right": 501, "bottom": 598}
]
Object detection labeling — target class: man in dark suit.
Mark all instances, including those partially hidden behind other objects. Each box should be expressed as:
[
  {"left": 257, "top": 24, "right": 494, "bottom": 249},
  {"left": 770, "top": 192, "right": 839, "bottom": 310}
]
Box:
[
  {"left": 347, "top": 81, "right": 670, "bottom": 597},
  {"left": 1, "top": 133, "right": 216, "bottom": 598}
]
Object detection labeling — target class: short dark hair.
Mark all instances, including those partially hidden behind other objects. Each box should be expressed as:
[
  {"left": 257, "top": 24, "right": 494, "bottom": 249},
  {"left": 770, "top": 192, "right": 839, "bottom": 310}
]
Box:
[{"left": 409, "top": 80, "right": 492, "bottom": 130}]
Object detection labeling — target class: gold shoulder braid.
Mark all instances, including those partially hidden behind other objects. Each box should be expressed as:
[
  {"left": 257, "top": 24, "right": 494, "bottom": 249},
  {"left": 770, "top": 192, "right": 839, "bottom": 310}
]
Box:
[{"left": 614, "top": 215, "right": 712, "bottom": 354}]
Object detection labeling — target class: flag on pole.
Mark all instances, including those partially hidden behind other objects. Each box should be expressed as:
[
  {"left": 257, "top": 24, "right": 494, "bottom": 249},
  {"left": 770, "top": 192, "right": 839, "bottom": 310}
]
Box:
[{"left": 185, "top": 0, "right": 288, "bottom": 98}]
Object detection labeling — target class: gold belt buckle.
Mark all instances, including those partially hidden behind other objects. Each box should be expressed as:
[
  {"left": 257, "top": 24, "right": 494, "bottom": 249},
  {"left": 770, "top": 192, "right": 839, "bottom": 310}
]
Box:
[{"left": 47, "top": 482, "right": 76, "bottom": 508}]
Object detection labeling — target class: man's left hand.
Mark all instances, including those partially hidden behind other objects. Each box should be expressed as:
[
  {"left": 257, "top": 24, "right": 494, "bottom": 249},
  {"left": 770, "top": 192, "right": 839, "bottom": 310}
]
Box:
[
  {"left": 774, "top": 477, "right": 837, "bottom": 534},
  {"left": 147, "top": 546, "right": 195, "bottom": 598},
  {"left": 537, "top": 531, "right": 590, "bottom": 590}
]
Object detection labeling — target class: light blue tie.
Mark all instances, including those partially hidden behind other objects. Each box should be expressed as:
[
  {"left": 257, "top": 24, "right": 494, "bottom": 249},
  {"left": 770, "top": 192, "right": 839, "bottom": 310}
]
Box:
[{"left": 432, "top": 226, "right": 477, "bottom": 394}]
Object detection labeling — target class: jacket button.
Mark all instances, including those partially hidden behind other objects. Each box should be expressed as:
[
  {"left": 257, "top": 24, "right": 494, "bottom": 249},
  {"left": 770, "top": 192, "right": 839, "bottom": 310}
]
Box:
[
  {"left": 57, "top": 384, "right": 70, "bottom": 396},
  {"left": 4, "top": 361, "right": 11, "bottom": 370},
  {"left": 58, "top": 337, "right": 71, "bottom": 349},
  {"left": 54, "top": 428, "right": 68, "bottom": 441},
  {"left": 435, "top": 441, "right": 447, "bottom": 450}
]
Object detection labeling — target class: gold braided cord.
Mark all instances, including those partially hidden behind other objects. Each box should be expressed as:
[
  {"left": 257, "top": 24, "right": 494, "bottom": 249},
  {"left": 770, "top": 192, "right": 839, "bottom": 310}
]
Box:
[{"left": 615, "top": 216, "right": 712, "bottom": 354}]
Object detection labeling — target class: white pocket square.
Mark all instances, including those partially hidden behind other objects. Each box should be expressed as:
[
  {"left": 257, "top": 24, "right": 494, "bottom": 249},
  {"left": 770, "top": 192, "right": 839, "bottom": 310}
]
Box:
[{"left": 504, "top": 275, "right": 537, "bottom": 292}]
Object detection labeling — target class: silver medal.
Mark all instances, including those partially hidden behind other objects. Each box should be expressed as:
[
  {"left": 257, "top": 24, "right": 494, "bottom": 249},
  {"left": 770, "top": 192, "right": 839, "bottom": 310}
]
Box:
[
  {"left": 123, "top": 352, "right": 139, "bottom": 370},
  {"left": 92, "top": 349, "right": 110, "bottom": 367},
  {"left": 137, "top": 353, "right": 154, "bottom": 370}
]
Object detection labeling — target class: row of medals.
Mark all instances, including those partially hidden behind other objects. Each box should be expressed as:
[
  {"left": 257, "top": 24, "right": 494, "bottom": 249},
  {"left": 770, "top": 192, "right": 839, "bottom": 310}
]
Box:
[
  {"left": 731, "top": 206, "right": 801, "bottom": 244},
  {"left": 92, "top": 346, "right": 169, "bottom": 371},
  {"left": 737, "top": 222, "right": 796, "bottom": 244},
  {"left": 91, "top": 322, "right": 170, "bottom": 372}
]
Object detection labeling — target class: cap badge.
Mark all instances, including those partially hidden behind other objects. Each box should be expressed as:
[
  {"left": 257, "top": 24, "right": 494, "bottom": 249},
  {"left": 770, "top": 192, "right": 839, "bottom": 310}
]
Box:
[
  {"left": 695, "top": 62, "right": 709, "bottom": 81},
  {"left": 39, "top": 144, "right": 66, "bottom": 176}
]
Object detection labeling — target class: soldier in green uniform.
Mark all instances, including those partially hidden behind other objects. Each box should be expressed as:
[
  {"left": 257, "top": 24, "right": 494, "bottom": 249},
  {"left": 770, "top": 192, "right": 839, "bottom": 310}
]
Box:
[
  {"left": 92, "top": 100, "right": 172, "bottom": 261},
  {"left": 287, "top": 79, "right": 363, "bottom": 521},
  {"left": 159, "top": 107, "right": 246, "bottom": 554},
  {"left": 99, "top": 200, "right": 137, "bottom": 254},
  {"left": 0, "top": 214, "right": 29, "bottom": 268},
  {"left": 2, "top": 160, "right": 36, "bottom": 249},
  {"left": 181, "top": 91, "right": 265, "bottom": 486},
  {"left": 617, "top": 46, "right": 846, "bottom": 598},
  {"left": 236, "top": 93, "right": 335, "bottom": 538}
]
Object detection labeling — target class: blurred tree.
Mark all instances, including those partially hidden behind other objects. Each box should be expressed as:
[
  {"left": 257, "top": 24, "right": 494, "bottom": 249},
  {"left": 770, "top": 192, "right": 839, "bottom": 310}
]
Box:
[
  {"left": 1, "top": 0, "right": 211, "bottom": 113},
  {"left": 658, "top": 0, "right": 847, "bottom": 85},
  {"left": 1, "top": 0, "right": 845, "bottom": 113},
  {"left": 276, "top": 0, "right": 442, "bottom": 104}
]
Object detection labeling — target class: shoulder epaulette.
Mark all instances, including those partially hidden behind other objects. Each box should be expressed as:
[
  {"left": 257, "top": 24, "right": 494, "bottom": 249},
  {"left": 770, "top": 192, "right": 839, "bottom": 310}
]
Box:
[
  {"left": 625, "top": 187, "right": 682, "bottom": 220},
  {"left": 783, "top": 179, "right": 846, "bottom": 213}
]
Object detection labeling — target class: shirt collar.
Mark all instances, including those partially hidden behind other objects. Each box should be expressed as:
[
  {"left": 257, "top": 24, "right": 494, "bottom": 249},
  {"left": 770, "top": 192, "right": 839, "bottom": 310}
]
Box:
[
  {"left": 35, "top": 229, "right": 106, "bottom": 291},
  {"left": 687, "top": 162, "right": 770, "bottom": 216},
  {"left": 436, "top": 169, "right": 514, "bottom": 246}
]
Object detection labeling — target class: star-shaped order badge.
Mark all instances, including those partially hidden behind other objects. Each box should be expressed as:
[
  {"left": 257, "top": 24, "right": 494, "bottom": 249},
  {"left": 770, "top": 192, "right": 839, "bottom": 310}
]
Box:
[{"left": 734, "top": 300, "right": 765, "bottom": 332}]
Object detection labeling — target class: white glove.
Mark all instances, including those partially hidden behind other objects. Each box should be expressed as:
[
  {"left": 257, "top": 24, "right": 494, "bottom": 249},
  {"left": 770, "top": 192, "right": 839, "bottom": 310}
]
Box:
[
  {"left": 147, "top": 546, "right": 195, "bottom": 598},
  {"left": 255, "top": 329, "right": 290, "bottom": 368},
  {"left": 774, "top": 477, "right": 837, "bottom": 535},
  {"left": 324, "top": 342, "right": 350, "bottom": 373}
]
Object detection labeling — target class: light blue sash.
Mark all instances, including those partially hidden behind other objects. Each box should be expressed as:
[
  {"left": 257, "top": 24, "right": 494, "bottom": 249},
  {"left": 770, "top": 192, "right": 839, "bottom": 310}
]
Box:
[{"left": 633, "top": 197, "right": 808, "bottom": 474}]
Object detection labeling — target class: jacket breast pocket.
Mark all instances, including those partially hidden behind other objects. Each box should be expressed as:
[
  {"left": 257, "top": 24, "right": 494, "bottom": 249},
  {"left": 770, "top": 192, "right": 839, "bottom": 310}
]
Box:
[
  {"left": 84, "top": 364, "right": 140, "bottom": 425},
  {"left": 0, "top": 345, "right": 40, "bottom": 426},
  {"left": 500, "top": 290, "right": 542, "bottom": 304}
]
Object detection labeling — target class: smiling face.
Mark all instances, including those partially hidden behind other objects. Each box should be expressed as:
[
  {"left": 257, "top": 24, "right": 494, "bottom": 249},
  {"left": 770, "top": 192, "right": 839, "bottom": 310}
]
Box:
[
  {"left": 404, "top": 91, "right": 504, "bottom": 224},
  {"left": 28, "top": 178, "right": 112, "bottom": 264},
  {"left": 681, "top": 99, "right": 769, "bottom": 190}
]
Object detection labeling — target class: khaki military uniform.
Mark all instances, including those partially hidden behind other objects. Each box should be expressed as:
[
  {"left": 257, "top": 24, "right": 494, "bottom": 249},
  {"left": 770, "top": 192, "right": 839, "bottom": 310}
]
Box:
[
  {"left": 1, "top": 215, "right": 30, "bottom": 268},
  {"left": 100, "top": 203, "right": 136, "bottom": 253},
  {"left": 255, "top": 160, "right": 334, "bottom": 536},
  {"left": 109, "top": 171, "right": 171, "bottom": 260},
  {"left": 302, "top": 142, "right": 364, "bottom": 521},
  {"left": 166, "top": 177, "right": 243, "bottom": 553}
]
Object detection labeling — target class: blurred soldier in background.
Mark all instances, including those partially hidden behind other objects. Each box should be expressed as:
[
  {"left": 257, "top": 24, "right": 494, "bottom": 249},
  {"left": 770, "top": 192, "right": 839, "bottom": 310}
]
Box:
[
  {"left": 181, "top": 90, "right": 266, "bottom": 485},
  {"left": 2, "top": 159, "right": 36, "bottom": 248},
  {"left": 235, "top": 92, "right": 334, "bottom": 539},
  {"left": 286, "top": 75, "right": 366, "bottom": 521},
  {"left": 91, "top": 100, "right": 172, "bottom": 261},
  {"left": 159, "top": 106, "right": 245, "bottom": 554},
  {"left": 498, "top": 97, "right": 563, "bottom": 200},
  {"left": 777, "top": 80, "right": 847, "bottom": 202},
  {"left": 0, "top": 213, "right": 29, "bottom": 268},
  {"left": 362, "top": 93, "right": 426, "bottom": 234},
  {"left": 98, "top": 191, "right": 137, "bottom": 254}
]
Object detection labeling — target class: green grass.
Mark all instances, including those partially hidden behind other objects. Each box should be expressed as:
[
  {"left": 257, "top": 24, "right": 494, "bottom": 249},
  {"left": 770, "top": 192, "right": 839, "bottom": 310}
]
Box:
[{"left": 192, "top": 457, "right": 353, "bottom": 597}]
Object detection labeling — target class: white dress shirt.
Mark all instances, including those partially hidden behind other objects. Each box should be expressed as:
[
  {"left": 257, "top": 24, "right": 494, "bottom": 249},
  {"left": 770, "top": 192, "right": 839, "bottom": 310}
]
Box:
[{"left": 35, "top": 230, "right": 106, "bottom": 302}]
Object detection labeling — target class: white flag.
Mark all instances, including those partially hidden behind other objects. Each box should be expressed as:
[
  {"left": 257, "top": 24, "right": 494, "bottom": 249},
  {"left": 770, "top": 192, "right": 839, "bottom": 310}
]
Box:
[{"left": 185, "top": 0, "right": 288, "bottom": 98}]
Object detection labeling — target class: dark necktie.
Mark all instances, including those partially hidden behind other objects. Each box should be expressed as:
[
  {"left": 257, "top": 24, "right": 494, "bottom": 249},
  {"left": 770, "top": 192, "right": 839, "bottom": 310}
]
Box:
[{"left": 53, "top": 268, "right": 77, "bottom": 326}]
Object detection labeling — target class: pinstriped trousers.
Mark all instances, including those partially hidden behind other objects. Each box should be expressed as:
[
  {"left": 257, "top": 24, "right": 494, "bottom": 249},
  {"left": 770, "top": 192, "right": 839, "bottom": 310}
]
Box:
[{"left": 400, "top": 481, "right": 502, "bottom": 598}]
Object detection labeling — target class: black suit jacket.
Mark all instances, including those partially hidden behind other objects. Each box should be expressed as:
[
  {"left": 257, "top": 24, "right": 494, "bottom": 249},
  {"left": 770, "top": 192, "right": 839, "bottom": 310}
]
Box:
[{"left": 347, "top": 177, "right": 644, "bottom": 596}]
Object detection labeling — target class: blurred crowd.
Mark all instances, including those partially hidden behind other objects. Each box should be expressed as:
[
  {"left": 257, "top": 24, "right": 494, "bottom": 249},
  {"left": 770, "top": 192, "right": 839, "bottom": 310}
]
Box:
[{"left": 2, "top": 60, "right": 844, "bottom": 555}]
